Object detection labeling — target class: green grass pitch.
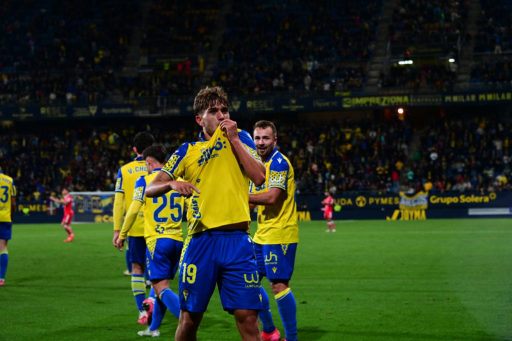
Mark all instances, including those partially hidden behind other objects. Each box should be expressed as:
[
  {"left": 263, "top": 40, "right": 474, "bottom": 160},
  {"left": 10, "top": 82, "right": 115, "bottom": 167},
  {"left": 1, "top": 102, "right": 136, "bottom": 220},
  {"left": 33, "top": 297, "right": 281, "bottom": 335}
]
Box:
[{"left": 1, "top": 219, "right": 512, "bottom": 340}]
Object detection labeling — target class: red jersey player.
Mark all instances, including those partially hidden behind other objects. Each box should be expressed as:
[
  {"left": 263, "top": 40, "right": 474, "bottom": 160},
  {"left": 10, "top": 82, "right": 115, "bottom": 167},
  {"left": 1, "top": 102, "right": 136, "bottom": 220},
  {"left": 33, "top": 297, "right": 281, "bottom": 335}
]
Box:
[
  {"left": 50, "top": 188, "right": 75, "bottom": 242},
  {"left": 321, "top": 191, "right": 336, "bottom": 232}
]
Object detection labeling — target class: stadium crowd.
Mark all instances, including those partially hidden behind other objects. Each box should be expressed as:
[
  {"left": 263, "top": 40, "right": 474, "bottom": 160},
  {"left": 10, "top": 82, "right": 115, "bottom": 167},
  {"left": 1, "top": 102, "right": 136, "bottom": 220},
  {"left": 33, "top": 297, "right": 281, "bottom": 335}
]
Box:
[
  {"left": 411, "top": 117, "right": 512, "bottom": 192},
  {"left": 4, "top": 115, "right": 512, "bottom": 202},
  {"left": 474, "top": 0, "right": 512, "bottom": 54},
  {"left": 388, "top": 0, "right": 468, "bottom": 45},
  {"left": 208, "top": 0, "right": 382, "bottom": 94},
  {"left": 66, "top": 122, "right": 199, "bottom": 193},
  {"left": 469, "top": 58, "right": 512, "bottom": 86},
  {"left": 379, "top": 62, "right": 457, "bottom": 90},
  {"left": 0, "top": 0, "right": 140, "bottom": 105},
  {"left": 1, "top": 118, "right": 410, "bottom": 198},
  {"left": 209, "top": 64, "right": 367, "bottom": 95},
  {"left": 140, "top": 0, "right": 219, "bottom": 56},
  {"left": 279, "top": 119, "right": 410, "bottom": 195},
  {"left": 0, "top": 130, "right": 72, "bottom": 201}
]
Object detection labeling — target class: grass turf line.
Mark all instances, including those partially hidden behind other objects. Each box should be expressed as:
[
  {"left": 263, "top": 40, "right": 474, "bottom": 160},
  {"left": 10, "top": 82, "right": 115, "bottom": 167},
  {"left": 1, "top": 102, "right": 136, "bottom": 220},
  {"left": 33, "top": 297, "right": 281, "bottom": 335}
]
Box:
[{"left": 0, "top": 219, "right": 511, "bottom": 340}]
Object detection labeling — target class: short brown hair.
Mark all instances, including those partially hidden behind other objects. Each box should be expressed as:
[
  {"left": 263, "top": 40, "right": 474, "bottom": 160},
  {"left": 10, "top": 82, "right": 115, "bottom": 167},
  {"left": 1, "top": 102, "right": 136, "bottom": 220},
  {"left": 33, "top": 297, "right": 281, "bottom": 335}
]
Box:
[
  {"left": 254, "top": 120, "right": 277, "bottom": 137},
  {"left": 193, "top": 86, "right": 229, "bottom": 116},
  {"left": 143, "top": 144, "right": 168, "bottom": 164},
  {"left": 134, "top": 132, "right": 155, "bottom": 154}
]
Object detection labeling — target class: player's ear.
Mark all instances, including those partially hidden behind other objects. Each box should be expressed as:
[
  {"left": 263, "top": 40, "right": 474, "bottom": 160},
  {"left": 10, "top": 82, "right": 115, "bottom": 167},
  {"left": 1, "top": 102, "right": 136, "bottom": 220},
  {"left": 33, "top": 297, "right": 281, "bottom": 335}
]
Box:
[
  {"left": 133, "top": 146, "right": 138, "bottom": 154},
  {"left": 195, "top": 115, "right": 204, "bottom": 127}
]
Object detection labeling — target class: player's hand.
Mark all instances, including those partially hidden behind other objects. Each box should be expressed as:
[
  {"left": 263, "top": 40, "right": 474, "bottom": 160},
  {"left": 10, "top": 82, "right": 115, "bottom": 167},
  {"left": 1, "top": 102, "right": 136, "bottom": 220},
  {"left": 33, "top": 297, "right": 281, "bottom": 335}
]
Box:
[
  {"left": 219, "top": 119, "right": 239, "bottom": 142},
  {"left": 170, "top": 181, "right": 200, "bottom": 198},
  {"left": 113, "top": 230, "right": 120, "bottom": 246},
  {"left": 50, "top": 196, "right": 55, "bottom": 201},
  {"left": 115, "top": 237, "right": 125, "bottom": 252}
]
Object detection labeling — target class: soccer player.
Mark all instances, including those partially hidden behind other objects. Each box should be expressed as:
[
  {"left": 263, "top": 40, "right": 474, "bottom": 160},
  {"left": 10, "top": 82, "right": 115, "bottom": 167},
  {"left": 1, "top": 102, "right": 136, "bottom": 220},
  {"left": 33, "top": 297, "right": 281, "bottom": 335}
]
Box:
[
  {"left": 0, "top": 166, "right": 16, "bottom": 286},
  {"left": 146, "top": 86, "right": 266, "bottom": 341},
  {"left": 50, "top": 188, "right": 75, "bottom": 242},
  {"left": 321, "top": 192, "right": 336, "bottom": 232},
  {"left": 115, "top": 144, "right": 184, "bottom": 337},
  {"left": 248, "top": 121, "right": 299, "bottom": 341},
  {"left": 113, "top": 132, "right": 155, "bottom": 324}
]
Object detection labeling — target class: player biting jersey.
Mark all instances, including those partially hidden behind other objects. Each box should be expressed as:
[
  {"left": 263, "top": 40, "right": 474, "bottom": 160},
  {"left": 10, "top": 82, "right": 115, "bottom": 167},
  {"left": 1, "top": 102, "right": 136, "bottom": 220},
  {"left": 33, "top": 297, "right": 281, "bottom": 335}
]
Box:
[{"left": 146, "top": 86, "right": 266, "bottom": 340}]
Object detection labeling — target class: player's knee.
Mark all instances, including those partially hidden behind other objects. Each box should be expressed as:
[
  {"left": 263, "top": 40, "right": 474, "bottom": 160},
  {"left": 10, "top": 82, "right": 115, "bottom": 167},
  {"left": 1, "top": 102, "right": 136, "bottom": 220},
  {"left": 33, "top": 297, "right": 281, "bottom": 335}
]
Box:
[
  {"left": 179, "top": 311, "right": 201, "bottom": 333},
  {"left": 269, "top": 280, "right": 289, "bottom": 295},
  {"left": 235, "top": 309, "right": 259, "bottom": 331},
  {"left": 131, "top": 263, "right": 144, "bottom": 274}
]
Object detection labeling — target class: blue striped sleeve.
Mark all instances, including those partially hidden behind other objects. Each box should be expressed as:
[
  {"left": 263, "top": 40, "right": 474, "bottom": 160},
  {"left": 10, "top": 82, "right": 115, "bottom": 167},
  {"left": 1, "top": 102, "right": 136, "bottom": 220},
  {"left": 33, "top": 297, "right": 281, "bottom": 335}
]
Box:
[
  {"left": 238, "top": 129, "right": 261, "bottom": 161},
  {"left": 268, "top": 154, "right": 289, "bottom": 190},
  {"left": 133, "top": 176, "right": 146, "bottom": 202},
  {"left": 115, "top": 168, "right": 124, "bottom": 193},
  {"left": 162, "top": 143, "right": 189, "bottom": 180}
]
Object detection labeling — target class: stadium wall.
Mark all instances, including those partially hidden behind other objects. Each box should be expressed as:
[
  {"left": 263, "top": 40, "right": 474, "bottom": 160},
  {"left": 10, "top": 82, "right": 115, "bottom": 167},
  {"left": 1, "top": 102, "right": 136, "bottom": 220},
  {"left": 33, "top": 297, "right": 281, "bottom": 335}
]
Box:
[
  {"left": 294, "top": 192, "right": 512, "bottom": 221},
  {"left": 14, "top": 191, "right": 512, "bottom": 223}
]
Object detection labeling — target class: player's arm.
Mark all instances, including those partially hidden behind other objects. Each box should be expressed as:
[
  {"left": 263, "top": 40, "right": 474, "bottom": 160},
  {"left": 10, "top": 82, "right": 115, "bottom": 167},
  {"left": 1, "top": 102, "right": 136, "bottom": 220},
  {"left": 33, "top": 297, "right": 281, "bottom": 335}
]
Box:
[
  {"left": 249, "top": 157, "right": 288, "bottom": 205},
  {"left": 49, "top": 196, "right": 69, "bottom": 205},
  {"left": 113, "top": 168, "right": 125, "bottom": 245},
  {"left": 11, "top": 197, "right": 15, "bottom": 222},
  {"left": 147, "top": 144, "right": 199, "bottom": 198},
  {"left": 11, "top": 183, "right": 16, "bottom": 222},
  {"left": 249, "top": 188, "right": 284, "bottom": 206},
  {"left": 220, "top": 120, "right": 265, "bottom": 186},
  {"left": 146, "top": 172, "right": 200, "bottom": 198},
  {"left": 115, "top": 200, "right": 142, "bottom": 251}
]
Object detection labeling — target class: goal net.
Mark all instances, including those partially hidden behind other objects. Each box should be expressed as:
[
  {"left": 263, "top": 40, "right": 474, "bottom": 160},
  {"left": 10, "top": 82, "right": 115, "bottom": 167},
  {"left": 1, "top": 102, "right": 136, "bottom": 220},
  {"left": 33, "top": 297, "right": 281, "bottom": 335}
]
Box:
[{"left": 69, "top": 191, "right": 116, "bottom": 223}]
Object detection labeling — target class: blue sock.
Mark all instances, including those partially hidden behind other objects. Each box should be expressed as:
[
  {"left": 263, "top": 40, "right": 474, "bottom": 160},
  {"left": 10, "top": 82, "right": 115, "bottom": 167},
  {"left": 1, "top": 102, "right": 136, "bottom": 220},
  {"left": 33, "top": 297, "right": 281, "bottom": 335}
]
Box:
[
  {"left": 0, "top": 251, "right": 8, "bottom": 279},
  {"left": 149, "top": 287, "right": 155, "bottom": 299},
  {"left": 145, "top": 266, "right": 150, "bottom": 282},
  {"left": 131, "top": 274, "right": 146, "bottom": 311},
  {"left": 259, "top": 286, "right": 276, "bottom": 333},
  {"left": 149, "top": 296, "right": 167, "bottom": 331},
  {"left": 125, "top": 250, "right": 132, "bottom": 272},
  {"left": 160, "top": 288, "right": 180, "bottom": 318},
  {"left": 276, "top": 288, "right": 297, "bottom": 341}
]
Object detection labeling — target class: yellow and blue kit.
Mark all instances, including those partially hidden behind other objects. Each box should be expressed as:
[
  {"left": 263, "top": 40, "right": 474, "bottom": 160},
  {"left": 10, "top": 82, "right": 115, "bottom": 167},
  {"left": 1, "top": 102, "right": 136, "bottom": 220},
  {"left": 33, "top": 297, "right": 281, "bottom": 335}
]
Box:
[
  {"left": 0, "top": 171, "right": 16, "bottom": 240},
  {"left": 250, "top": 148, "right": 299, "bottom": 341},
  {"left": 161, "top": 126, "right": 262, "bottom": 314},
  {"left": 115, "top": 156, "right": 147, "bottom": 264},
  {"left": 250, "top": 148, "right": 298, "bottom": 281},
  {"left": 120, "top": 169, "right": 184, "bottom": 281}
]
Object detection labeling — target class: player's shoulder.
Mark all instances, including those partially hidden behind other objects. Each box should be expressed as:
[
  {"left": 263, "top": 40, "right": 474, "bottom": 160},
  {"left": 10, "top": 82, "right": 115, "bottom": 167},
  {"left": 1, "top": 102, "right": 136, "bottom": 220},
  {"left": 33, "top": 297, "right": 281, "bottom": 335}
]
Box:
[
  {"left": 269, "top": 150, "right": 292, "bottom": 170},
  {"left": 136, "top": 174, "right": 147, "bottom": 183},
  {"left": 174, "top": 142, "right": 192, "bottom": 155},
  {"left": 118, "top": 160, "right": 134, "bottom": 173},
  {"left": 134, "top": 175, "right": 148, "bottom": 189},
  {"left": 0, "top": 173, "right": 14, "bottom": 184},
  {"left": 237, "top": 129, "right": 255, "bottom": 146}
]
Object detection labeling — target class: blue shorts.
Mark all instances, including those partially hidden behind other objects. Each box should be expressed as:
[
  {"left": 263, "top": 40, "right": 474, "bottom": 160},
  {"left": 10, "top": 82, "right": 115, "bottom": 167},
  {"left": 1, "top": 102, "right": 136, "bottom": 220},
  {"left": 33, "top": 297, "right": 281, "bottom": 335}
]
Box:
[
  {"left": 0, "top": 222, "right": 12, "bottom": 240},
  {"left": 146, "top": 238, "right": 183, "bottom": 281},
  {"left": 129, "top": 236, "right": 146, "bottom": 266},
  {"left": 254, "top": 243, "right": 297, "bottom": 281},
  {"left": 179, "top": 230, "right": 262, "bottom": 314}
]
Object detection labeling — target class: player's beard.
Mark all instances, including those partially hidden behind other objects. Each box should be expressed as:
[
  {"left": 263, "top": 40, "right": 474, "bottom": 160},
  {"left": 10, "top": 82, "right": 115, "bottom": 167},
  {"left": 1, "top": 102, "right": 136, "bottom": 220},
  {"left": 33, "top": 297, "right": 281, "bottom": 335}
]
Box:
[{"left": 258, "top": 142, "right": 275, "bottom": 160}]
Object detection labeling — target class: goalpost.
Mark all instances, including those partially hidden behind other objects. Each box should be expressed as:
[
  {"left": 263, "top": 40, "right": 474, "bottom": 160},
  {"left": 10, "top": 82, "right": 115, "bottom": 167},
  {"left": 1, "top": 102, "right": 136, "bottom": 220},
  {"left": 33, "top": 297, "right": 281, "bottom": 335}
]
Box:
[{"left": 69, "top": 191, "right": 117, "bottom": 223}]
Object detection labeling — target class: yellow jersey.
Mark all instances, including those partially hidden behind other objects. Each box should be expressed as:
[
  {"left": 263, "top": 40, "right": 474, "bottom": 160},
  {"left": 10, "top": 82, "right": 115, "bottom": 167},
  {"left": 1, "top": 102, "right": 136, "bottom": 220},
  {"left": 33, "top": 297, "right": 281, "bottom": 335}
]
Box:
[
  {"left": 162, "top": 126, "right": 260, "bottom": 234},
  {"left": 250, "top": 149, "right": 299, "bottom": 244},
  {"left": 0, "top": 172, "right": 16, "bottom": 223},
  {"left": 132, "top": 170, "right": 184, "bottom": 243},
  {"left": 115, "top": 157, "right": 146, "bottom": 237}
]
